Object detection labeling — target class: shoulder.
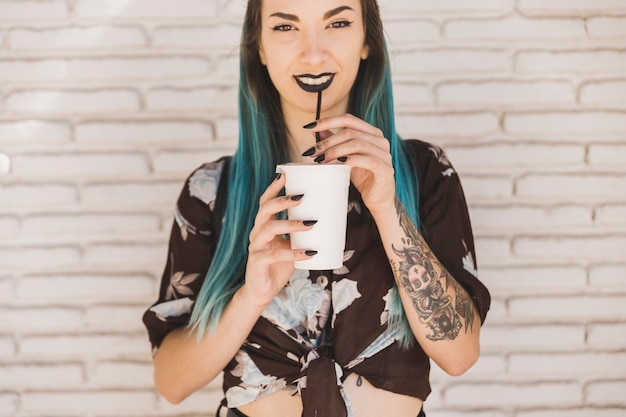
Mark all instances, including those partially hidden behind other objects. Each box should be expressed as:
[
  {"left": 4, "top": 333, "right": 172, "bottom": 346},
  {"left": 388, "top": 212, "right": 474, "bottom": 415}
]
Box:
[
  {"left": 402, "top": 138, "right": 458, "bottom": 190},
  {"left": 184, "top": 156, "right": 232, "bottom": 211}
]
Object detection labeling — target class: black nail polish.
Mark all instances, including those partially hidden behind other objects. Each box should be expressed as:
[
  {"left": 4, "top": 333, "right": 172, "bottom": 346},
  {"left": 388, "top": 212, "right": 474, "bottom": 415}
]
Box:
[
  {"left": 337, "top": 156, "right": 348, "bottom": 162},
  {"left": 290, "top": 194, "right": 304, "bottom": 201},
  {"left": 305, "top": 250, "right": 318, "bottom": 256},
  {"left": 314, "top": 154, "right": 325, "bottom": 163},
  {"left": 303, "top": 121, "right": 317, "bottom": 129},
  {"left": 303, "top": 220, "right": 318, "bottom": 226},
  {"left": 301, "top": 147, "right": 315, "bottom": 157},
  {"left": 274, "top": 172, "right": 282, "bottom": 181}
]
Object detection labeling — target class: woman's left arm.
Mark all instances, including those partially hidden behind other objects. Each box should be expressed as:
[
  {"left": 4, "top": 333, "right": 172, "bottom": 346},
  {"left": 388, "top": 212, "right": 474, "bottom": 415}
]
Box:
[{"left": 307, "top": 114, "right": 482, "bottom": 376}]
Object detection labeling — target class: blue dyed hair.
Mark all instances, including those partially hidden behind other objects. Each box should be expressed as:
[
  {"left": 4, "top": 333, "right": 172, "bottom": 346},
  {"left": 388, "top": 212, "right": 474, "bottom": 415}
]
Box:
[{"left": 189, "top": 0, "right": 420, "bottom": 349}]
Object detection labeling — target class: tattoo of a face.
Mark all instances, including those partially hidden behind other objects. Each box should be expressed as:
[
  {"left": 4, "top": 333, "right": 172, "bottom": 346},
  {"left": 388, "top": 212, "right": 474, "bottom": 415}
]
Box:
[{"left": 392, "top": 198, "right": 475, "bottom": 341}]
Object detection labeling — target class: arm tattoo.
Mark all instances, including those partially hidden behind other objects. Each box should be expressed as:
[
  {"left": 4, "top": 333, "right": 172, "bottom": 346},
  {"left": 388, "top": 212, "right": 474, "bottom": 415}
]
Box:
[{"left": 391, "top": 198, "right": 476, "bottom": 341}]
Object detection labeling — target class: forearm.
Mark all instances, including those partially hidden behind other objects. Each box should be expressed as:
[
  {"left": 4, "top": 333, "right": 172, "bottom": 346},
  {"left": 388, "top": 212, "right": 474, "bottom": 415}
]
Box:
[
  {"left": 153, "top": 287, "right": 266, "bottom": 403},
  {"left": 371, "top": 198, "right": 481, "bottom": 375}
]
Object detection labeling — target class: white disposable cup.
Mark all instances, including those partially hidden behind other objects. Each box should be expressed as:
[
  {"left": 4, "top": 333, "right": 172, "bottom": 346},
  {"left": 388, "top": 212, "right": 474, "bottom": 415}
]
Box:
[{"left": 276, "top": 163, "right": 351, "bottom": 270}]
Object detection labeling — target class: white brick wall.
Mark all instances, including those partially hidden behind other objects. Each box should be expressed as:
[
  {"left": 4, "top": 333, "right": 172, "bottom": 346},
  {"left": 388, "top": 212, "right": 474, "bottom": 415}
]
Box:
[{"left": 0, "top": 0, "right": 624, "bottom": 416}]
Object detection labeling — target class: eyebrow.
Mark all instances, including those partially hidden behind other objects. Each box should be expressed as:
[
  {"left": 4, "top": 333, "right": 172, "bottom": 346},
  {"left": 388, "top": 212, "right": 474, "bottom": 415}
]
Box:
[{"left": 269, "top": 5, "right": 355, "bottom": 22}]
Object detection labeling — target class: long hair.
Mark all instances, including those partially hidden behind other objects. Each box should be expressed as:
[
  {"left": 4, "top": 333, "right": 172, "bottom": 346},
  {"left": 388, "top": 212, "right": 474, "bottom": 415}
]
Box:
[{"left": 189, "top": 0, "right": 420, "bottom": 349}]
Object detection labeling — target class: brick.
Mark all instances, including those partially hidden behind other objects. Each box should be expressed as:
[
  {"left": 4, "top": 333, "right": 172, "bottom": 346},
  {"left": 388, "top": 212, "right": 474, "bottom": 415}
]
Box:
[
  {"left": 18, "top": 274, "right": 155, "bottom": 300},
  {"left": 0, "top": 120, "right": 71, "bottom": 143},
  {"left": 146, "top": 86, "right": 237, "bottom": 112},
  {"left": 11, "top": 152, "right": 151, "bottom": 178},
  {"left": 0, "top": 363, "right": 83, "bottom": 388},
  {"left": 0, "top": 216, "right": 19, "bottom": 237},
  {"left": 509, "top": 295, "right": 626, "bottom": 319},
  {"left": 82, "top": 243, "right": 165, "bottom": 266},
  {"left": 392, "top": 82, "right": 433, "bottom": 106},
  {"left": 589, "top": 144, "right": 626, "bottom": 166},
  {"left": 470, "top": 205, "right": 592, "bottom": 230},
  {"left": 384, "top": 20, "right": 440, "bottom": 44},
  {"left": 514, "top": 235, "right": 626, "bottom": 260},
  {"left": 0, "top": 1, "right": 68, "bottom": 20},
  {"left": 394, "top": 49, "right": 510, "bottom": 74},
  {"left": 445, "top": 16, "right": 585, "bottom": 40},
  {"left": 510, "top": 352, "right": 626, "bottom": 376},
  {"left": 589, "top": 264, "right": 626, "bottom": 286},
  {"left": 580, "top": 80, "right": 626, "bottom": 104},
  {"left": 481, "top": 325, "right": 584, "bottom": 352},
  {"left": 86, "top": 305, "right": 148, "bottom": 331},
  {"left": 438, "top": 80, "right": 575, "bottom": 104},
  {"left": 215, "top": 117, "right": 239, "bottom": 140},
  {"left": 588, "top": 323, "right": 626, "bottom": 349},
  {"left": 153, "top": 24, "right": 241, "bottom": 49},
  {"left": 0, "top": 277, "right": 14, "bottom": 300},
  {"left": 68, "top": 56, "right": 209, "bottom": 80},
  {"left": 516, "top": 174, "right": 626, "bottom": 198},
  {"left": 0, "top": 307, "right": 83, "bottom": 331},
  {"left": 518, "top": 0, "right": 626, "bottom": 16},
  {"left": 383, "top": 0, "right": 513, "bottom": 13},
  {"left": 587, "top": 381, "right": 626, "bottom": 406},
  {"left": 153, "top": 148, "right": 233, "bottom": 174},
  {"left": 6, "top": 89, "right": 140, "bottom": 113},
  {"left": 506, "top": 111, "right": 626, "bottom": 135},
  {"left": 215, "top": 52, "right": 240, "bottom": 79},
  {"left": 443, "top": 382, "right": 580, "bottom": 406},
  {"left": 0, "top": 393, "right": 18, "bottom": 416},
  {"left": 516, "top": 50, "right": 626, "bottom": 74},
  {"left": 519, "top": 410, "right": 626, "bottom": 417},
  {"left": 74, "top": 0, "right": 218, "bottom": 19},
  {"left": 81, "top": 181, "right": 180, "bottom": 207},
  {"left": 0, "top": 58, "right": 66, "bottom": 81},
  {"left": 474, "top": 236, "right": 512, "bottom": 261},
  {"left": 457, "top": 175, "right": 513, "bottom": 198},
  {"left": 396, "top": 112, "right": 499, "bottom": 137},
  {"left": 22, "top": 390, "right": 156, "bottom": 413},
  {"left": 91, "top": 361, "right": 153, "bottom": 388},
  {"left": 20, "top": 334, "right": 147, "bottom": 356},
  {"left": 478, "top": 265, "right": 587, "bottom": 291},
  {"left": 10, "top": 25, "right": 147, "bottom": 50},
  {"left": 0, "top": 246, "right": 80, "bottom": 269},
  {"left": 0, "top": 336, "right": 16, "bottom": 356},
  {"left": 21, "top": 213, "right": 161, "bottom": 237},
  {"left": 0, "top": 153, "right": 10, "bottom": 175},
  {"left": 1, "top": 183, "right": 78, "bottom": 207},
  {"left": 587, "top": 17, "right": 626, "bottom": 38},
  {"left": 75, "top": 120, "right": 213, "bottom": 143},
  {"left": 596, "top": 204, "right": 626, "bottom": 226},
  {"left": 447, "top": 143, "right": 584, "bottom": 169}
]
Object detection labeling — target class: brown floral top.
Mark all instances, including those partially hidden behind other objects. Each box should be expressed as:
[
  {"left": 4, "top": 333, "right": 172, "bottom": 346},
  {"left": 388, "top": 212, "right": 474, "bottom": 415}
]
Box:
[{"left": 143, "top": 139, "right": 491, "bottom": 416}]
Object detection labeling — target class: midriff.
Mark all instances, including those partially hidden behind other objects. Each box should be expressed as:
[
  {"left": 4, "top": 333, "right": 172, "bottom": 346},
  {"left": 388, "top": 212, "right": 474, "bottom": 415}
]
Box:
[{"left": 237, "top": 373, "right": 423, "bottom": 417}]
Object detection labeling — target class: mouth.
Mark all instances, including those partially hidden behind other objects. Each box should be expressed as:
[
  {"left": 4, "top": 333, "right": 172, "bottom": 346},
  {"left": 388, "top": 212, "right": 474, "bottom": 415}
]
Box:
[{"left": 294, "top": 73, "right": 335, "bottom": 93}]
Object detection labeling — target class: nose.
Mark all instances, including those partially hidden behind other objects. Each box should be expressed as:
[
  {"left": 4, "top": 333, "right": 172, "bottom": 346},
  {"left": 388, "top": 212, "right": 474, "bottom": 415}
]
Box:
[{"left": 301, "top": 31, "right": 327, "bottom": 66}]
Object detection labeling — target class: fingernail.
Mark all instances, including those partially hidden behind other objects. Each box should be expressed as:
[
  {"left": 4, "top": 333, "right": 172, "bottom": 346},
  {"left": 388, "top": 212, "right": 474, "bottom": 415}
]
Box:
[
  {"left": 290, "top": 194, "right": 304, "bottom": 201},
  {"left": 274, "top": 172, "right": 282, "bottom": 181},
  {"left": 301, "top": 147, "right": 315, "bottom": 157},
  {"left": 337, "top": 156, "right": 348, "bottom": 163},
  {"left": 305, "top": 250, "right": 318, "bottom": 256},
  {"left": 303, "top": 121, "right": 317, "bottom": 129},
  {"left": 314, "top": 154, "right": 325, "bottom": 163},
  {"left": 303, "top": 220, "right": 318, "bottom": 226}
]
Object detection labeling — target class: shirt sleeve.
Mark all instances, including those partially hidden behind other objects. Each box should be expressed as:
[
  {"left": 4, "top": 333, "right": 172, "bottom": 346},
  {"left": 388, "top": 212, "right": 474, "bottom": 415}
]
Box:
[
  {"left": 142, "top": 158, "right": 227, "bottom": 352},
  {"left": 406, "top": 139, "right": 491, "bottom": 323}
]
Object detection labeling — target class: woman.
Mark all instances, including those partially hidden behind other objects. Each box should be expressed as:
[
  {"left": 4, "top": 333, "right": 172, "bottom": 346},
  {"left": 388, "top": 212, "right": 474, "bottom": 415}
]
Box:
[{"left": 143, "top": 0, "right": 491, "bottom": 416}]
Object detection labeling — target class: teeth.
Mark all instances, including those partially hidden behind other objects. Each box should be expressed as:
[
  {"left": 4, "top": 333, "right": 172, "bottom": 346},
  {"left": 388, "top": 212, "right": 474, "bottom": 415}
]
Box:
[{"left": 299, "top": 75, "right": 331, "bottom": 85}]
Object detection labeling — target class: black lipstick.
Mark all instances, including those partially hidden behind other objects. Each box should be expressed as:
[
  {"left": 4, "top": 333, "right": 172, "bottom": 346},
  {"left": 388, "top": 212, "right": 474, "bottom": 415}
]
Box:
[{"left": 295, "top": 73, "right": 334, "bottom": 93}]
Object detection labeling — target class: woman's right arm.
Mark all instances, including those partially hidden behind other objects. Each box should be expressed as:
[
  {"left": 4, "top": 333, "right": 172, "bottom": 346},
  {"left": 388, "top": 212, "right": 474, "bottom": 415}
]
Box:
[{"left": 150, "top": 172, "right": 317, "bottom": 404}]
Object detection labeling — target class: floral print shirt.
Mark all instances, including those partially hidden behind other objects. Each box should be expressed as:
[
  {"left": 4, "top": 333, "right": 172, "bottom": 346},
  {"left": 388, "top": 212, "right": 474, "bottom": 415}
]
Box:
[{"left": 143, "top": 139, "right": 491, "bottom": 416}]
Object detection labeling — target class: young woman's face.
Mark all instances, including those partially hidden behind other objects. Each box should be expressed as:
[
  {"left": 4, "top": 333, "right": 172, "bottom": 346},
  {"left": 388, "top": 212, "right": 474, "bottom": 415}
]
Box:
[{"left": 258, "top": 0, "right": 369, "bottom": 120}]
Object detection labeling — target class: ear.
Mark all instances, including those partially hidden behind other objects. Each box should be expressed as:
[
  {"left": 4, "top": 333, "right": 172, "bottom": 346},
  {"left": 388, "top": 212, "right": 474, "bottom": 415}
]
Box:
[
  {"left": 259, "top": 43, "right": 267, "bottom": 65},
  {"left": 361, "top": 44, "right": 369, "bottom": 60}
]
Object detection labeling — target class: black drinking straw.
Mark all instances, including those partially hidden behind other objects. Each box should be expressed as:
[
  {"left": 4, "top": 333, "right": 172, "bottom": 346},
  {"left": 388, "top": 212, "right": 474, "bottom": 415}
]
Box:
[{"left": 315, "top": 90, "right": 322, "bottom": 143}]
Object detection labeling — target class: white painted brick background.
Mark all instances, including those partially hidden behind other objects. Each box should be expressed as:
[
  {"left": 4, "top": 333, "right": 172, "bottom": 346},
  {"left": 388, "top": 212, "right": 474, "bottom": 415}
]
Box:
[{"left": 0, "top": 0, "right": 625, "bottom": 416}]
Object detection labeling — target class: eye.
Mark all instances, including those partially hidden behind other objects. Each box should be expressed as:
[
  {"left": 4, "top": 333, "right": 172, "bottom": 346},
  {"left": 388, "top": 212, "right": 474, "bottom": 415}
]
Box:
[
  {"left": 329, "top": 20, "right": 352, "bottom": 29},
  {"left": 272, "top": 24, "right": 293, "bottom": 32}
]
